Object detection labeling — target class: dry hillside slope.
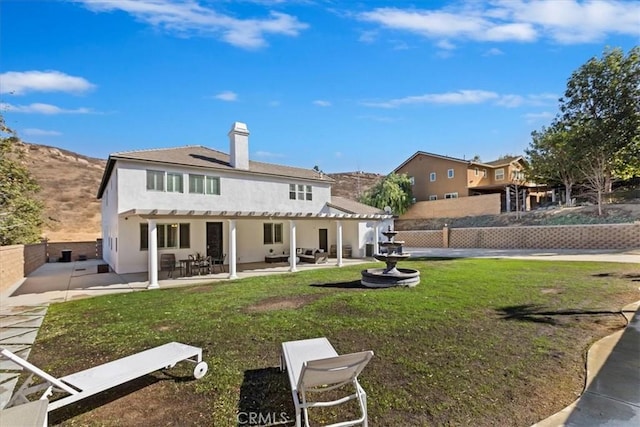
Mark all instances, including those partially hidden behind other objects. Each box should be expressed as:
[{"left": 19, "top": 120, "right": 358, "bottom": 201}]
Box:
[{"left": 19, "top": 142, "right": 106, "bottom": 242}]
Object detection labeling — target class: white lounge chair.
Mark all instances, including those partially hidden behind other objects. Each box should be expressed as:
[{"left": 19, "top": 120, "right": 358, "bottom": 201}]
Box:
[
  {"left": 280, "top": 337, "right": 373, "bottom": 427},
  {"left": 1, "top": 341, "right": 208, "bottom": 412}
]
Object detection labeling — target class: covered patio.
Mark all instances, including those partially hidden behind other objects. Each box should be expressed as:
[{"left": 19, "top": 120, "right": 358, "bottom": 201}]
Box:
[{"left": 115, "top": 209, "right": 391, "bottom": 289}]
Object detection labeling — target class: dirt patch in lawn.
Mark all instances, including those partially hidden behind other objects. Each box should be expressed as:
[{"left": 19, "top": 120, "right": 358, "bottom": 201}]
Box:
[
  {"left": 49, "top": 371, "right": 215, "bottom": 426},
  {"left": 244, "top": 294, "right": 321, "bottom": 313}
]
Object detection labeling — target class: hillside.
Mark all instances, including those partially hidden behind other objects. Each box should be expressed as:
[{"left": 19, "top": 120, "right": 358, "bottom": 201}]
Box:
[
  {"left": 327, "top": 171, "right": 384, "bottom": 200},
  {"left": 17, "top": 142, "right": 106, "bottom": 242}
]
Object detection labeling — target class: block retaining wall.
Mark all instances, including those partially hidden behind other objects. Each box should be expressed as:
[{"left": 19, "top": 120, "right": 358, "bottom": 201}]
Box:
[
  {"left": 0, "top": 240, "right": 102, "bottom": 293},
  {"left": 397, "top": 223, "right": 640, "bottom": 250}
]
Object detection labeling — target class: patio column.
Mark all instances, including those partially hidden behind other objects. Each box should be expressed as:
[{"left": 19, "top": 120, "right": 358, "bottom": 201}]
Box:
[
  {"left": 523, "top": 189, "right": 529, "bottom": 211},
  {"left": 336, "top": 220, "right": 343, "bottom": 267},
  {"left": 228, "top": 219, "right": 238, "bottom": 279},
  {"left": 289, "top": 220, "right": 297, "bottom": 272},
  {"left": 147, "top": 219, "right": 159, "bottom": 289},
  {"left": 373, "top": 223, "right": 380, "bottom": 255},
  {"left": 505, "top": 186, "right": 511, "bottom": 212}
]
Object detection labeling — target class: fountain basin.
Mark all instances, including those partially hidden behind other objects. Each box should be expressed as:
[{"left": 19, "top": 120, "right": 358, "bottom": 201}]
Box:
[
  {"left": 361, "top": 267, "right": 420, "bottom": 288},
  {"left": 373, "top": 253, "right": 410, "bottom": 263}
]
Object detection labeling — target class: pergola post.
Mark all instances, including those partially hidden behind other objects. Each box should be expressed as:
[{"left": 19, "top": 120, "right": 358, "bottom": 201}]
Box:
[
  {"left": 336, "top": 220, "right": 343, "bottom": 267},
  {"left": 289, "top": 220, "right": 297, "bottom": 272},
  {"left": 228, "top": 219, "right": 237, "bottom": 279},
  {"left": 147, "top": 219, "right": 159, "bottom": 289}
]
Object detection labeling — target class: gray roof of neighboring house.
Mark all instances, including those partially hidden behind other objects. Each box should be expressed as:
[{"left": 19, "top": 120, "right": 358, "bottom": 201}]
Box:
[
  {"left": 97, "top": 145, "right": 333, "bottom": 198},
  {"left": 327, "top": 196, "right": 384, "bottom": 215}
]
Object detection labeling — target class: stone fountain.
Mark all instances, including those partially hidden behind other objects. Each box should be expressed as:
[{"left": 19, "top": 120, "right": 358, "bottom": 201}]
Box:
[{"left": 361, "top": 226, "right": 420, "bottom": 288}]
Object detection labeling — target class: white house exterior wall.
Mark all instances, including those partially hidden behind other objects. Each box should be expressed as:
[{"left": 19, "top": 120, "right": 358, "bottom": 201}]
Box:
[
  {"left": 115, "top": 160, "right": 331, "bottom": 214},
  {"left": 101, "top": 168, "right": 119, "bottom": 270}
]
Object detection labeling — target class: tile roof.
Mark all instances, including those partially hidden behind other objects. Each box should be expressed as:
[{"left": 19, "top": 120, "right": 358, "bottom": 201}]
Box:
[
  {"left": 327, "top": 196, "right": 384, "bottom": 215},
  {"left": 98, "top": 145, "right": 332, "bottom": 198}
]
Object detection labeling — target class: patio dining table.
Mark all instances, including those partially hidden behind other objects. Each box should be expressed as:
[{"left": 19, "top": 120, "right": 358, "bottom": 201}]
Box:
[{"left": 178, "top": 259, "right": 197, "bottom": 277}]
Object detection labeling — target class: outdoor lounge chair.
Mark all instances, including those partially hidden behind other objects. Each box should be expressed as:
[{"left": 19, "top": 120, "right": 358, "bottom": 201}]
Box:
[
  {"left": 280, "top": 337, "right": 373, "bottom": 427},
  {"left": 1, "top": 341, "right": 208, "bottom": 413}
]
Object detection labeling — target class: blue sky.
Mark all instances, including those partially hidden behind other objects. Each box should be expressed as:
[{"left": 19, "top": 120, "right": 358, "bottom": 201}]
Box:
[{"left": 1, "top": 1, "right": 638, "bottom": 174}]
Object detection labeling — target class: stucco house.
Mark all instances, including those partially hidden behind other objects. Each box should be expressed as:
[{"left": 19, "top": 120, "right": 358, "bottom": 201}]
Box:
[
  {"left": 393, "top": 151, "right": 546, "bottom": 212},
  {"left": 97, "top": 122, "right": 392, "bottom": 288}
]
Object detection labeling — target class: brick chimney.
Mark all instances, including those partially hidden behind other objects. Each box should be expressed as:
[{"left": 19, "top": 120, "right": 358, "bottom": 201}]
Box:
[{"left": 228, "top": 122, "right": 249, "bottom": 170}]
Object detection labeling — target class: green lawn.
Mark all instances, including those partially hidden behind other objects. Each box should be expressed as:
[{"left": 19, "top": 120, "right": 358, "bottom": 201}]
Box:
[{"left": 30, "top": 258, "right": 639, "bottom": 426}]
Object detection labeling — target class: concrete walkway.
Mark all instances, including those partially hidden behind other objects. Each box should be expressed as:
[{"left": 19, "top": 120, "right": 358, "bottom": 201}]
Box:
[{"left": 0, "top": 250, "right": 638, "bottom": 425}]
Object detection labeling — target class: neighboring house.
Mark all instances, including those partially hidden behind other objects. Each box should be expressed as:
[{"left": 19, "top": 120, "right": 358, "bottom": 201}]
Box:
[
  {"left": 97, "top": 122, "right": 392, "bottom": 288},
  {"left": 393, "top": 151, "right": 546, "bottom": 212}
]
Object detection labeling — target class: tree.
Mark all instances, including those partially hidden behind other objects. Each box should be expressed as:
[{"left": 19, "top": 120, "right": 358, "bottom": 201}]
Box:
[
  {"left": 525, "top": 124, "right": 581, "bottom": 206},
  {"left": 578, "top": 147, "right": 608, "bottom": 216},
  {"left": 359, "top": 173, "right": 413, "bottom": 215},
  {"left": 559, "top": 46, "right": 640, "bottom": 188},
  {"left": 0, "top": 115, "right": 44, "bottom": 245}
]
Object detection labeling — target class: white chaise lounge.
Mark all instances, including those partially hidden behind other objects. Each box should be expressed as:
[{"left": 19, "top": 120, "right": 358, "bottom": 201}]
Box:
[
  {"left": 1, "top": 341, "right": 208, "bottom": 412},
  {"left": 280, "top": 337, "right": 373, "bottom": 427}
]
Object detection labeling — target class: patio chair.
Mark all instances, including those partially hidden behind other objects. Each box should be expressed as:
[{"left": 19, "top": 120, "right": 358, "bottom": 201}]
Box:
[
  {"left": 160, "top": 253, "right": 176, "bottom": 278},
  {"left": 280, "top": 337, "right": 373, "bottom": 427},
  {"left": 212, "top": 253, "right": 226, "bottom": 273},
  {"left": 1, "top": 341, "right": 208, "bottom": 413}
]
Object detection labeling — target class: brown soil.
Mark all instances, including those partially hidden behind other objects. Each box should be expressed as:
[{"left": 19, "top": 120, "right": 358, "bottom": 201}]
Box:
[{"left": 244, "top": 294, "right": 321, "bottom": 313}]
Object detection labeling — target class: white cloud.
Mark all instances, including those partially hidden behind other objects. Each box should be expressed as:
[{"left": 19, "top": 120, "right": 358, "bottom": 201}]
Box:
[
  {"left": 484, "top": 47, "right": 504, "bottom": 56},
  {"left": 22, "top": 128, "right": 62, "bottom": 136},
  {"left": 357, "top": 1, "right": 640, "bottom": 45},
  {"left": 362, "top": 90, "right": 500, "bottom": 108},
  {"left": 0, "top": 70, "right": 95, "bottom": 95},
  {"left": 73, "top": 0, "right": 308, "bottom": 49},
  {"left": 1, "top": 102, "right": 93, "bottom": 115},
  {"left": 436, "top": 39, "right": 456, "bottom": 50},
  {"left": 357, "top": 115, "right": 401, "bottom": 123},
  {"left": 313, "top": 100, "right": 331, "bottom": 107},
  {"left": 214, "top": 91, "right": 238, "bottom": 101},
  {"left": 358, "top": 30, "right": 378, "bottom": 43},
  {"left": 362, "top": 90, "right": 559, "bottom": 109}
]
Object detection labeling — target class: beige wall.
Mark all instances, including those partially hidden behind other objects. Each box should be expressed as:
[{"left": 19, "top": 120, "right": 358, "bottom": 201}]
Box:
[
  {"left": 396, "top": 223, "right": 640, "bottom": 250},
  {"left": 397, "top": 154, "right": 469, "bottom": 201},
  {"left": 0, "top": 240, "right": 101, "bottom": 293},
  {"left": 0, "top": 243, "right": 47, "bottom": 293},
  {"left": 468, "top": 161, "right": 529, "bottom": 189},
  {"left": 401, "top": 194, "right": 501, "bottom": 219},
  {"left": 47, "top": 241, "right": 100, "bottom": 262}
]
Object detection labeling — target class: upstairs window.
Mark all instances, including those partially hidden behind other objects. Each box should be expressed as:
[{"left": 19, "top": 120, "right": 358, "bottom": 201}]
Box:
[
  {"left": 167, "top": 173, "right": 183, "bottom": 193},
  {"left": 445, "top": 192, "right": 458, "bottom": 199},
  {"left": 146, "top": 170, "right": 165, "bottom": 191},
  {"left": 495, "top": 168, "right": 505, "bottom": 180},
  {"left": 448, "top": 169, "right": 454, "bottom": 179},
  {"left": 189, "top": 175, "right": 220, "bottom": 195},
  {"left": 289, "top": 184, "right": 312, "bottom": 201},
  {"left": 409, "top": 176, "right": 415, "bottom": 185},
  {"left": 474, "top": 168, "right": 479, "bottom": 176},
  {"left": 429, "top": 172, "right": 436, "bottom": 182},
  {"left": 263, "top": 223, "right": 283, "bottom": 244},
  {"left": 483, "top": 169, "right": 487, "bottom": 178}
]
